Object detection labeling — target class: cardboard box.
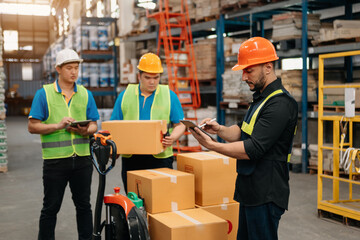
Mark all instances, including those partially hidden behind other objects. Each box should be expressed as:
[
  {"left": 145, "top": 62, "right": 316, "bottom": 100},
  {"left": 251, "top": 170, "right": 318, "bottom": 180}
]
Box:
[
  {"left": 198, "top": 203, "right": 239, "bottom": 240},
  {"left": 127, "top": 168, "right": 195, "bottom": 214},
  {"left": 101, "top": 120, "right": 167, "bottom": 154},
  {"left": 177, "top": 151, "right": 237, "bottom": 206},
  {"left": 149, "top": 208, "right": 228, "bottom": 240}
]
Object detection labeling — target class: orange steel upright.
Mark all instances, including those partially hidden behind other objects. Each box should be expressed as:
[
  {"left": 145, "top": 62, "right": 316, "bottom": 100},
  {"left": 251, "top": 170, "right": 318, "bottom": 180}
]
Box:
[{"left": 148, "top": 0, "right": 201, "bottom": 152}]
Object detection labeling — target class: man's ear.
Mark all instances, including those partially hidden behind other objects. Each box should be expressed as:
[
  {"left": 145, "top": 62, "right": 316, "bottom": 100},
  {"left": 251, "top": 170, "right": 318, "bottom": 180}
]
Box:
[
  {"left": 264, "top": 62, "right": 273, "bottom": 74},
  {"left": 55, "top": 66, "right": 61, "bottom": 74}
]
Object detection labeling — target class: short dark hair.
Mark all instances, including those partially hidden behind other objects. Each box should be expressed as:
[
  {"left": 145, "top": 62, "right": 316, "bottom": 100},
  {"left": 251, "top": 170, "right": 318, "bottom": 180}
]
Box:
[{"left": 138, "top": 70, "right": 144, "bottom": 75}]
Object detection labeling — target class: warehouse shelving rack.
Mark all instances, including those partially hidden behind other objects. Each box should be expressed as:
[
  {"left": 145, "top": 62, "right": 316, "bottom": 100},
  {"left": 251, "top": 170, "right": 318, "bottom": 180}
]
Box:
[
  {"left": 222, "top": 0, "right": 360, "bottom": 173},
  {"left": 317, "top": 50, "right": 360, "bottom": 222},
  {"left": 78, "top": 17, "right": 119, "bottom": 97}
]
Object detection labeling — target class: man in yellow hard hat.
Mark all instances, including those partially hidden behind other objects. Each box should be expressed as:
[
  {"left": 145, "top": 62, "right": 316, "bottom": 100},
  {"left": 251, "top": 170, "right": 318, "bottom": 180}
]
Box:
[
  {"left": 189, "top": 37, "right": 298, "bottom": 240},
  {"left": 111, "top": 52, "right": 186, "bottom": 192},
  {"left": 28, "top": 48, "right": 99, "bottom": 239}
]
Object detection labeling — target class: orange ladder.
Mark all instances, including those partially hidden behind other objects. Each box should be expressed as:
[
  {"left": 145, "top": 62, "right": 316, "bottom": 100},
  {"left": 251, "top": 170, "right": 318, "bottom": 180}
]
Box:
[{"left": 148, "top": 0, "right": 202, "bottom": 152}]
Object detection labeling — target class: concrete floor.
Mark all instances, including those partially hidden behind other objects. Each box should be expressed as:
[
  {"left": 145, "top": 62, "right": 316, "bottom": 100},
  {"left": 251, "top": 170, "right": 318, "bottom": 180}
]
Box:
[{"left": 1, "top": 116, "right": 360, "bottom": 239}]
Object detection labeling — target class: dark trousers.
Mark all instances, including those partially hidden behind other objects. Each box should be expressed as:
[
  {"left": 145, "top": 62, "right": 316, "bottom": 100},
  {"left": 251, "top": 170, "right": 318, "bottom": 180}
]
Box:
[
  {"left": 237, "top": 202, "right": 285, "bottom": 240},
  {"left": 121, "top": 154, "right": 174, "bottom": 192},
  {"left": 38, "top": 155, "right": 93, "bottom": 240}
]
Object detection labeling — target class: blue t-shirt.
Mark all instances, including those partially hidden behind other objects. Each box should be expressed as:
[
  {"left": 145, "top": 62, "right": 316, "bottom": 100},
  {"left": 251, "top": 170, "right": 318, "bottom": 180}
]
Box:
[
  {"left": 110, "top": 85, "right": 184, "bottom": 123},
  {"left": 29, "top": 81, "right": 99, "bottom": 121}
]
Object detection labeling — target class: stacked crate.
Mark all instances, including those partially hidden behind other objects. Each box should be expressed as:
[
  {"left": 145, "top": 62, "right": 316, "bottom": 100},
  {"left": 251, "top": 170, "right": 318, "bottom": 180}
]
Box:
[
  {"left": 281, "top": 70, "right": 318, "bottom": 102},
  {"left": 177, "top": 152, "right": 240, "bottom": 240},
  {"left": 222, "top": 69, "right": 253, "bottom": 104},
  {"left": 0, "top": 28, "right": 7, "bottom": 173},
  {"left": 272, "top": 12, "right": 321, "bottom": 42},
  {"left": 193, "top": 39, "right": 217, "bottom": 82},
  {"left": 194, "top": 0, "right": 219, "bottom": 22}
]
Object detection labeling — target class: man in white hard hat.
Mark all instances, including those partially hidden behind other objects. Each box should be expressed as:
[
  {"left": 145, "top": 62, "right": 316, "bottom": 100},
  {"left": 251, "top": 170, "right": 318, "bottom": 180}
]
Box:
[{"left": 28, "top": 49, "right": 99, "bottom": 239}]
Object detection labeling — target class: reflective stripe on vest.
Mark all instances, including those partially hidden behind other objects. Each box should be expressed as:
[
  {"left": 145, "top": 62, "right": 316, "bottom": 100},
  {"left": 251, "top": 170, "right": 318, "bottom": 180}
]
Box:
[
  {"left": 121, "top": 84, "right": 172, "bottom": 158},
  {"left": 40, "top": 84, "right": 90, "bottom": 159},
  {"left": 241, "top": 89, "right": 293, "bottom": 162}
]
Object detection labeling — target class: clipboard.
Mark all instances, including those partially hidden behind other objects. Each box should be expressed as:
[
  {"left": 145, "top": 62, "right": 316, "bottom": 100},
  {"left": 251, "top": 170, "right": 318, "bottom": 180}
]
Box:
[{"left": 180, "top": 120, "right": 217, "bottom": 142}]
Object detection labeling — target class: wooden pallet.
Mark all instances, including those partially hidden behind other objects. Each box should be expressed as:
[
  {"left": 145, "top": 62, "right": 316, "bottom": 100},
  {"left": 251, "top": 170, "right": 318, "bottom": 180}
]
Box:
[
  {"left": 318, "top": 209, "right": 360, "bottom": 227},
  {"left": 220, "top": 101, "right": 249, "bottom": 109},
  {"left": 195, "top": 14, "right": 219, "bottom": 23},
  {"left": 316, "top": 37, "right": 360, "bottom": 46},
  {"left": 313, "top": 104, "right": 360, "bottom": 113},
  {"left": 308, "top": 165, "right": 360, "bottom": 180}
]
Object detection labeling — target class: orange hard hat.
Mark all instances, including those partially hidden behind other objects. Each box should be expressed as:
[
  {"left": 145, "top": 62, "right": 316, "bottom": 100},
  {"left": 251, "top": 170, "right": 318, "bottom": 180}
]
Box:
[
  {"left": 137, "top": 52, "right": 163, "bottom": 73},
  {"left": 232, "top": 37, "right": 279, "bottom": 71}
]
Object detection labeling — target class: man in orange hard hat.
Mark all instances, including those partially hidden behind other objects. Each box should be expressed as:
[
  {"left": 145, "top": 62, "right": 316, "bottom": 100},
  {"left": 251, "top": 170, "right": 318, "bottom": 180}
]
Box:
[
  {"left": 111, "top": 52, "right": 186, "bottom": 192},
  {"left": 189, "top": 37, "right": 298, "bottom": 240}
]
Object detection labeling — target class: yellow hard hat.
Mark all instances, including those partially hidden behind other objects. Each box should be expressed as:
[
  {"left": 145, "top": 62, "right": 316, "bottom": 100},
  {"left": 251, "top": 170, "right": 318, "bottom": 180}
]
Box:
[{"left": 137, "top": 53, "right": 163, "bottom": 73}]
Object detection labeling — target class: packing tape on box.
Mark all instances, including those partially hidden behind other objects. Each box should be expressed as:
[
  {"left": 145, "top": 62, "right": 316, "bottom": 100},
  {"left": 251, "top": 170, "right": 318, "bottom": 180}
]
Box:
[
  {"left": 146, "top": 169, "right": 177, "bottom": 183},
  {"left": 199, "top": 152, "right": 229, "bottom": 165},
  {"left": 221, "top": 204, "right": 228, "bottom": 210},
  {"left": 223, "top": 197, "right": 229, "bottom": 204},
  {"left": 174, "top": 211, "right": 202, "bottom": 225},
  {"left": 171, "top": 202, "right": 178, "bottom": 211}
]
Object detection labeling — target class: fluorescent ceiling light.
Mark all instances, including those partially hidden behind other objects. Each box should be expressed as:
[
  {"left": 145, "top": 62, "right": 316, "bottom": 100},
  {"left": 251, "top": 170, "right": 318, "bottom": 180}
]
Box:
[{"left": 0, "top": 3, "right": 50, "bottom": 16}]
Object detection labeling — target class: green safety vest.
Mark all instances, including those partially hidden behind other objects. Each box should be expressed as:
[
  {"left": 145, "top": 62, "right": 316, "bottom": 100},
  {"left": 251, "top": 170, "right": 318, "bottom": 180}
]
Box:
[
  {"left": 40, "top": 84, "right": 90, "bottom": 159},
  {"left": 121, "top": 84, "right": 172, "bottom": 158},
  {"left": 241, "top": 89, "right": 295, "bottom": 162}
]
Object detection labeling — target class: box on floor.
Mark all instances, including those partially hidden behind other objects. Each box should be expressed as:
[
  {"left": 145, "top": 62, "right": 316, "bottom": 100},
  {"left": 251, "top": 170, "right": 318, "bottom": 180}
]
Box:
[{"left": 149, "top": 208, "right": 228, "bottom": 240}]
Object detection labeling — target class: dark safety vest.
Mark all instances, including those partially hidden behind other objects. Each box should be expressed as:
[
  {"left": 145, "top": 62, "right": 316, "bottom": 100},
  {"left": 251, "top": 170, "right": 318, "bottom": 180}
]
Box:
[
  {"left": 121, "top": 84, "right": 172, "bottom": 158},
  {"left": 40, "top": 84, "right": 90, "bottom": 159},
  {"left": 238, "top": 89, "right": 296, "bottom": 175}
]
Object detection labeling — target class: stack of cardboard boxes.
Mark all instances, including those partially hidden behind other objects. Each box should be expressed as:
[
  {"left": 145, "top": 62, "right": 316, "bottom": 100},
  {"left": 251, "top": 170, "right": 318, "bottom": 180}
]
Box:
[
  {"left": 0, "top": 28, "right": 7, "bottom": 173},
  {"left": 101, "top": 120, "right": 239, "bottom": 239}
]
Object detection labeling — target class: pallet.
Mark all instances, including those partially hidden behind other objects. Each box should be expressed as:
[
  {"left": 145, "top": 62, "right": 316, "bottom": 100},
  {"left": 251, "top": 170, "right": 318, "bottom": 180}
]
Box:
[
  {"left": 313, "top": 104, "right": 360, "bottom": 113},
  {"left": 316, "top": 37, "right": 360, "bottom": 46},
  {"left": 308, "top": 165, "right": 360, "bottom": 180},
  {"left": 195, "top": 14, "right": 219, "bottom": 23},
  {"left": 220, "top": 101, "right": 249, "bottom": 109},
  {"left": 198, "top": 79, "right": 216, "bottom": 87},
  {"left": 128, "top": 29, "right": 148, "bottom": 36},
  {"left": 318, "top": 209, "right": 360, "bottom": 227}
]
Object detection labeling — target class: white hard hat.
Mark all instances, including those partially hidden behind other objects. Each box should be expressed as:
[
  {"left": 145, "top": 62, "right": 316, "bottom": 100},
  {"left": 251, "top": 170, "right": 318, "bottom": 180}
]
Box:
[{"left": 55, "top": 49, "right": 83, "bottom": 67}]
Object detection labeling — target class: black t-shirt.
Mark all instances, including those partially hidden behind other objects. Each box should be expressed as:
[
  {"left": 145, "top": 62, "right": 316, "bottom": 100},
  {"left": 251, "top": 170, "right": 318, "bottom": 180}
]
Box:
[{"left": 234, "top": 78, "right": 298, "bottom": 210}]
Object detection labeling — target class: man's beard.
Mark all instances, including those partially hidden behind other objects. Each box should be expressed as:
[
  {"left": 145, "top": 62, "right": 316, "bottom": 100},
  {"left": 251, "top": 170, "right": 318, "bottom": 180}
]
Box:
[{"left": 250, "top": 71, "right": 266, "bottom": 92}]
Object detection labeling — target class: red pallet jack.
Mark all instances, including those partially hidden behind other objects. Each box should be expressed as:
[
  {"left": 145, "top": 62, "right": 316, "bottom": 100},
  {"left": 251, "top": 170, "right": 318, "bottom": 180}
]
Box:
[{"left": 90, "top": 130, "right": 150, "bottom": 240}]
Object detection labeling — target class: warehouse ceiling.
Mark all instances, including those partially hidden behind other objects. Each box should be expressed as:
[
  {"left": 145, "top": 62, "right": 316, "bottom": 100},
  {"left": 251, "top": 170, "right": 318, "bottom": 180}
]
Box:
[{"left": 0, "top": 0, "right": 51, "bottom": 61}]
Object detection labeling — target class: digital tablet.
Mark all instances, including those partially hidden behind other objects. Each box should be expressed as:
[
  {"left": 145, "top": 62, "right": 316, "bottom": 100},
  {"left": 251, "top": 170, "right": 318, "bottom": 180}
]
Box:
[
  {"left": 69, "top": 120, "right": 91, "bottom": 127},
  {"left": 180, "top": 120, "right": 217, "bottom": 142}
]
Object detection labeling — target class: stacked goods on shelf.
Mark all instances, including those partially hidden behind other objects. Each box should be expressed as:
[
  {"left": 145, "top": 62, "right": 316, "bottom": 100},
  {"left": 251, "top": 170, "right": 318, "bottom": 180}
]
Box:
[
  {"left": 281, "top": 70, "right": 318, "bottom": 102},
  {"left": 0, "top": 28, "right": 7, "bottom": 173},
  {"left": 185, "top": 106, "right": 217, "bottom": 149},
  {"left": 193, "top": 39, "right": 217, "bottom": 82},
  {"left": 171, "top": 0, "right": 196, "bottom": 20},
  {"left": 75, "top": 22, "right": 110, "bottom": 51},
  {"left": 193, "top": 38, "right": 242, "bottom": 82},
  {"left": 194, "top": 0, "right": 219, "bottom": 22},
  {"left": 272, "top": 12, "right": 321, "bottom": 42},
  {"left": 315, "top": 20, "right": 360, "bottom": 45},
  {"left": 222, "top": 69, "right": 252, "bottom": 104},
  {"left": 308, "top": 144, "right": 318, "bottom": 167},
  {"left": 131, "top": 7, "right": 149, "bottom": 34},
  {"left": 177, "top": 151, "right": 239, "bottom": 240}
]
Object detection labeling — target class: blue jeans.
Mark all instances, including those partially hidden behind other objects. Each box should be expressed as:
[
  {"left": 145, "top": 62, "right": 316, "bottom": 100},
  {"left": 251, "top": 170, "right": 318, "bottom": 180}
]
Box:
[
  {"left": 38, "top": 155, "right": 93, "bottom": 240},
  {"left": 121, "top": 155, "right": 174, "bottom": 192},
  {"left": 237, "top": 202, "right": 285, "bottom": 240}
]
